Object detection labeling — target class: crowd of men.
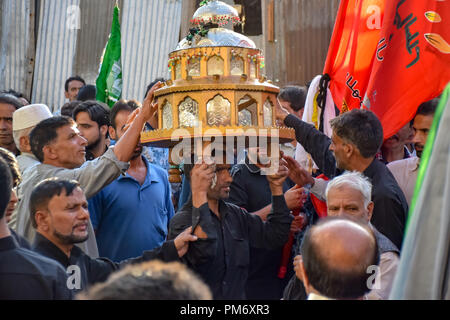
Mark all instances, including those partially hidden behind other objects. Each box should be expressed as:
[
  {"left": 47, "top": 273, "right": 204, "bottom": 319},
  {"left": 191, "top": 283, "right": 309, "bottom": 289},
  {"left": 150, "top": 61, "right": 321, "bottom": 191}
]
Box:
[{"left": 0, "top": 75, "right": 439, "bottom": 300}]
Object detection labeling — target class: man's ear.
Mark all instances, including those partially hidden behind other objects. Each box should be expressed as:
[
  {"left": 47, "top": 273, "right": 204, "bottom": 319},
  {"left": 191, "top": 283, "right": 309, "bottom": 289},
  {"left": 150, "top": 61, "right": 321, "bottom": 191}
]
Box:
[
  {"left": 64, "top": 91, "right": 70, "bottom": 99},
  {"left": 43, "top": 144, "right": 58, "bottom": 161},
  {"left": 35, "top": 210, "right": 50, "bottom": 232},
  {"left": 344, "top": 142, "right": 355, "bottom": 158},
  {"left": 100, "top": 125, "right": 108, "bottom": 139},
  {"left": 19, "top": 135, "right": 30, "bottom": 152},
  {"left": 366, "top": 201, "right": 374, "bottom": 222},
  {"left": 299, "top": 257, "right": 311, "bottom": 294},
  {"left": 108, "top": 126, "right": 117, "bottom": 140}
]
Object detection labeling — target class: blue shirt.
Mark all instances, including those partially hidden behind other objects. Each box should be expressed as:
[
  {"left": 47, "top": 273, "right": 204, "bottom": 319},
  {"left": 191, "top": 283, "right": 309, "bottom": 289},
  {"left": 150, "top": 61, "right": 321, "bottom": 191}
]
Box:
[{"left": 88, "top": 156, "right": 175, "bottom": 262}]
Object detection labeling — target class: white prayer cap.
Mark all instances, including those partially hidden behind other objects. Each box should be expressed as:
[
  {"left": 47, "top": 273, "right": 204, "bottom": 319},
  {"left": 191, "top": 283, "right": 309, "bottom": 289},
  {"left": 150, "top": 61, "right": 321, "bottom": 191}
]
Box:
[{"left": 13, "top": 104, "right": 52, "bottom": 131}]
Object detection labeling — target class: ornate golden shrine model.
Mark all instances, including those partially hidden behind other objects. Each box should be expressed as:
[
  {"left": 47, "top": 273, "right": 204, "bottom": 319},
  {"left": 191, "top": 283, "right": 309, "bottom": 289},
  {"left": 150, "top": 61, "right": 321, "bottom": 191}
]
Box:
[{"left": 141, "top": 0, "right": 295, "bottom": 182}]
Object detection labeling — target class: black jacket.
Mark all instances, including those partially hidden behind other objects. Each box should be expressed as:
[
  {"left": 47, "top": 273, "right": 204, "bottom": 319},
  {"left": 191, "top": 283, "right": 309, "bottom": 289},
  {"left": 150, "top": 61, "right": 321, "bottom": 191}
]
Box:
[
  {"left": 284, "top": 114, "right": 408, "bottom": 249},
  {"left": 32, "top": 232, "right": 179, "bottom": 293},
  {"left": 228, "top": 161, "right": 295, "bottom": 299},
  {"left": 0, "top": 236, "right": 73, "bottom": 300},
  {"left": 168, "top": 196, "right": 293, "bottom": 300}
]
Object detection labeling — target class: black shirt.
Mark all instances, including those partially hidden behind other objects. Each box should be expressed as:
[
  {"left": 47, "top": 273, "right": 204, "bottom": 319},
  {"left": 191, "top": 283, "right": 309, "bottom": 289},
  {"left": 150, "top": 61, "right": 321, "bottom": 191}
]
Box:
[
  {"left": 0, "top": 236, "right": 73, "bottom": 300},
  {"left": 32, "top": 232, "right": 179, "bottom": 294},
  {"left": 228, "top": 161, "right": 295, "bottom": 299},
  {"left": 284, "top": 114, "right": 408, "bottom": 249},
  {"left": 168, "top": 196, "right": 293, "bottom": 300},
  {"left": 10, "top": 228, "right": 31, "bottom": 249}
]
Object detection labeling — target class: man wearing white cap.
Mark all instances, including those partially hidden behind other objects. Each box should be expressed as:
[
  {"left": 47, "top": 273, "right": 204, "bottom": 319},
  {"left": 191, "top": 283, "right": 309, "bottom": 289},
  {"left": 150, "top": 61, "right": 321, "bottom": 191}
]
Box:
[{"left": 13, "top": 104, "right": 53, "bottom": 174}]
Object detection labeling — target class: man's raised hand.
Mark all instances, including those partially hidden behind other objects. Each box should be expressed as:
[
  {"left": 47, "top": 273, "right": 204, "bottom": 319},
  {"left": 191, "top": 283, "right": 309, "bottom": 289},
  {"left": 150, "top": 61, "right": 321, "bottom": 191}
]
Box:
[
  {"left": 283, "top": 155, "right": 315, "bottom": 187},
  {"left": 142, "top": 81, "right": 163, "bottom": 122}
]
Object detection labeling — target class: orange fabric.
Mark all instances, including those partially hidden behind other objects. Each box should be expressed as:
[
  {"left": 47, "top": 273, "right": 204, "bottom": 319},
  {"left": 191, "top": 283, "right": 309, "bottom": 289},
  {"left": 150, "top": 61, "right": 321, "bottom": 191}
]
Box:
[
  {"left": 324, "top": 0, "right": 386, "bottom": 113},
  {"left": 363, "top": 0, "right": 450, "bottom": 139}
]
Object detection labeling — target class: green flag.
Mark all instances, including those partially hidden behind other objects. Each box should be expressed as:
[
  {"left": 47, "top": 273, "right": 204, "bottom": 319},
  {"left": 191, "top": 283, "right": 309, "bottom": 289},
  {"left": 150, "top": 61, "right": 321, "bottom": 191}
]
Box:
[{"left": 96, "top": 5, "right": 122, "bottom": 108}]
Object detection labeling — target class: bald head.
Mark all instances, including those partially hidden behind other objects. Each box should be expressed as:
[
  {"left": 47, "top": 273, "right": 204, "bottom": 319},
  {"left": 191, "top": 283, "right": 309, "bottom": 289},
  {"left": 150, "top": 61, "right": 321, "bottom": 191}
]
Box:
[{"left": 301, "top": 217, "right": 379, "bottom": 299}]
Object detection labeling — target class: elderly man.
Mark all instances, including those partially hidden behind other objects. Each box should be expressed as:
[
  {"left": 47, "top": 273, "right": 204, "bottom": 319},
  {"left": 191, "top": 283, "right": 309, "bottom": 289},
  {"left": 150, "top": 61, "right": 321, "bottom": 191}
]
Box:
[
  {"left": 30, "top": 178, "right": 196, "bottom": 294},
  {"left": 324, "top": 171, "right": 399, "bottom": 299},
  {"left": 284, "top": 172, "right": 399, "bottom": 300},
  {"left": 277, "top": 106, "right": 408, "bottom": 249},
  {"left": 0, "top": 94, "right": 24, "bottom": 155},
  {"left": 12, "top": 104, "right": 53, "bottom": 173},
  {"left": 295, "top": 217, "right": 379, "bottom": 300},
  {"left": 10, "top": 82, "right": 163, "bottom": 258}
]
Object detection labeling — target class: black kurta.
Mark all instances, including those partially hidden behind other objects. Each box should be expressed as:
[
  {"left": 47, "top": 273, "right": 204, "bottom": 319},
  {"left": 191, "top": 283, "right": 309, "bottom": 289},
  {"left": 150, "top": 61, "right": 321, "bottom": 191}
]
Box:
[
  {"left": 284, "top": 114, "right": 408, "bottom": 249},
  {"left": 228, "top": 161, "right": 295, "bottom": 299},
  {"left": 168, "top": 196, "right": 293, "bottom": 300},
  {"left": 32, "top": 232, "right": 179, "bottom": 294},
  {"left": 0, "top": 236, "right": 73, "bottom": 300}
]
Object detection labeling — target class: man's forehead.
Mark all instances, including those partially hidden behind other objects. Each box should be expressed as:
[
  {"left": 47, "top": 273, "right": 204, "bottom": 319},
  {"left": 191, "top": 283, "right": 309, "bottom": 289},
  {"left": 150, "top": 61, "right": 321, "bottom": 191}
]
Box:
[
  {"left": 413, "top": 114, "right": 433, "bottom": 128},
  {"left": 57, "top": 123, "right": 79, "bottom": 136},
  {"left": 49, "top": 187, "right": 86, "bottom": 205},
  {"left": 68, "top": 80, "right": 84, "bottom": 89},
  {"left": 0, "top": 103, "right": 16, "bottom": 113},
  {"left": 76, "top": 111, "right": 96, "bottom": 123},
  {"left": 328, "top": 185, "right": 365, "bottom": 202}
]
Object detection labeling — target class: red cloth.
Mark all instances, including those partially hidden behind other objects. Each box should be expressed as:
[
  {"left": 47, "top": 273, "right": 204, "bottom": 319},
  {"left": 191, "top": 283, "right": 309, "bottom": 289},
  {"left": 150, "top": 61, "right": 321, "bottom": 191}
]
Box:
[
  {"left": 363, "top": 0, "right": 450, "bottom": 139},
  {"left": 324, "top": 0, "right": 450, "bottom": 139},
  {"left": 310, "top": 174, "right": 329, "bottom": 218},
  {"left": 324, "top": 0, "right": 386, "bottom": 113}
]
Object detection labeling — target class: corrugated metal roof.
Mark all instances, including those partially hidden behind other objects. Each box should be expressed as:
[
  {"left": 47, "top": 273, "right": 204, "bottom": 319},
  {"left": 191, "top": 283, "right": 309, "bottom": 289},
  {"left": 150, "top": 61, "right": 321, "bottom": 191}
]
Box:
[
  {"left": 2, "top": 0, "right": 338, "bottom": 107},
  {"left": 29, "top": 0, "right": 182, "bottom": 110},
  {"left": 281, "top": 0, "right": 340, "bottom": 86},
  {"left": 0, "top": 0, "right": 32, "bottom": 97},
  {"left": 32, "top": 0, "right": 80, "bottom": 112},
  {"left": 121, "top": 0, "right": 182, "bottom": 101}
]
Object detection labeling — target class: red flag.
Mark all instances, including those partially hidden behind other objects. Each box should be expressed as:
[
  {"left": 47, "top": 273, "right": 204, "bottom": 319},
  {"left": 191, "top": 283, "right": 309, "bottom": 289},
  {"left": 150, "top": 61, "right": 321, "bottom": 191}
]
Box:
[
  {"left": 324, "top": 0, "right": 386, "bottom": 112},
  {"left": 363, "top": 0, "right": 450, "bottom": 139}
]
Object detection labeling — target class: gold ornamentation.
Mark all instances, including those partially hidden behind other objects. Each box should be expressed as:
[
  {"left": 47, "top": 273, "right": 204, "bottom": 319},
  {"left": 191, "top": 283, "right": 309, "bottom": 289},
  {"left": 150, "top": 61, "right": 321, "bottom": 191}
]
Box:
[
  {"left": 250, "top": 60, "right": 256, "bottom": 78},
  {"left": 207, "top": 56, "right": 224, "bottom": 75},
  {"left": 187, "top": 57, "right": 201, "bottom": 76},
  {"left": 230, "top": 56, "right": 244, "bottom": 75},
  {"left": 178, "top": 97, "right": 199, "bottom": 127},
  {"left": 174, "top": 62, "right": 181, "bottom": 80},
  {"left": 207, "top": 95, "right": 231, "bottom": 126},
  {"left": 162, "top": 101, "right": 173, "bottom": 129},
  {"left": 263, "top": 99, "right": 273, "bottom": 127}
]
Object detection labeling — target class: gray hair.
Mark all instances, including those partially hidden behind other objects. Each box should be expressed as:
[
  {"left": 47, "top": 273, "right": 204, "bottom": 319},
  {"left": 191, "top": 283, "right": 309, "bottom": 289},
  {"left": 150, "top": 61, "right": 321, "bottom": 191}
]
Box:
[
  {"left": 325, "top": 171, "right": 373, "bottom": 208},
  {"left": 13, "top": 127, "right": 33, "bottom": 152}
]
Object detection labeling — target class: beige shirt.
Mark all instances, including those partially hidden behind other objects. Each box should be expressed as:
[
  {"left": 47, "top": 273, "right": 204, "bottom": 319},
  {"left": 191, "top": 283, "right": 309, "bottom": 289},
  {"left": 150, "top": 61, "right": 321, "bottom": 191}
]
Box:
[
  {"left": 387, "top": 156, "right": 420, "bottom": 206},
  {"left": 16, "top": 153, "right": 40, "bottom": 174},
  {"left": 9, "top": 147, "right": 129, "bottom": 258},
  {"left": 365, "top": 251, "right": 399, "bottom": 300}
]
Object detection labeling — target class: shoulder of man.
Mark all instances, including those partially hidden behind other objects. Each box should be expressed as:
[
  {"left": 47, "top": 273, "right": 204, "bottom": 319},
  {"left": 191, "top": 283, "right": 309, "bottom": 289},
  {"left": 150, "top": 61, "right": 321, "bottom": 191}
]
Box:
[
  {"left": 372, "top": 226, "right": 400, "bottom": 255},
  {"left": 230, "top": 163, "right": 244, "bottom": 178},
  {"left": 17, "top": 247, "right": 69, "bottom": 275},
  {"left": 147, "top": 160, "right": 170, "bottom": 179}
]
